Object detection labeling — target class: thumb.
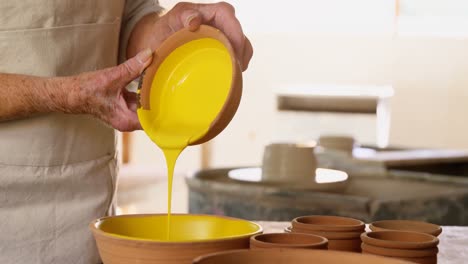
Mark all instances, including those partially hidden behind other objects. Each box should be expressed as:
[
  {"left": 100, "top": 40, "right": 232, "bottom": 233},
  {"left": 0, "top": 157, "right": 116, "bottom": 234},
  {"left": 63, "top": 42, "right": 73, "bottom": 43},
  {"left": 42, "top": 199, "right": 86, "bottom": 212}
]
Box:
[{"left": 115, "top": 48, "right": 153, "bottom": 83}]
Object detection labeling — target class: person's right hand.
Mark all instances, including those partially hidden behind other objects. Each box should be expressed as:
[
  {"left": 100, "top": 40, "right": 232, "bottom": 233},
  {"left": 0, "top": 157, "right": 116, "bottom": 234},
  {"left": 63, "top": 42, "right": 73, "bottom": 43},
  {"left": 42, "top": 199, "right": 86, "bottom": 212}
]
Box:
[{"left": 59, "top": 48, "right": 153, "bottom": 132}]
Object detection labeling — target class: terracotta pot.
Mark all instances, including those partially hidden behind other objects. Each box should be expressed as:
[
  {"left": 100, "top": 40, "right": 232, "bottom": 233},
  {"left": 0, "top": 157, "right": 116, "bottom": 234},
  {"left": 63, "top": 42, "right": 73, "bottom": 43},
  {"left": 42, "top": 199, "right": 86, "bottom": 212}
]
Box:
[
  {"left": 363, "top": 252, "right": 437, "bottom": 264},
  {"left": 397, "top": 256, "right": 437, "bottom": 264},
  {"left": 261, "top": 143, "right": 317, "bottom": 183},
  {"left": 250, "top": 233, "right": 328, "bottom": 250},
  {"left": 361, "top": 231, "right": 439, "bottom": 264},
  {"left": 370, "top": 220, "right": 442, "bottom": 237},
  {"left": 292, "top": 215, "right": 365, "bottom": 232},
  {"left": 361, "top": 231, "right": 439, "bottom": 250},
  {"left": 328, "top": 238, "right": 362, "bottom": 252},
  {"left": 90, "top": 214, "right": 262, "bottom": 264},
  {"left": 286, "top": 226, "right": 362, "bottom": 252},
  {"left": 289, "top": 215, "right": 365, "bottom": 253},
  {"left": 362, "top": 243, "right": 438, "bottom": 258},
  {"left": 291, "top": 228, "right": 362, "bottom": 240},
  {"left": 193, "top": 249, "right": 412, "bottom": 264}
]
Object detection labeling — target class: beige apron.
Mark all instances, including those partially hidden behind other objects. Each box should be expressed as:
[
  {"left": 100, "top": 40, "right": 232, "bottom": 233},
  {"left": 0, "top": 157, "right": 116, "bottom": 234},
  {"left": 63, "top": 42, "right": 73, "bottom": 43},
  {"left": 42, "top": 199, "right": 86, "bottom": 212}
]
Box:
[{"left": 0, "top": 1, "right": 160, "bottom": 263}]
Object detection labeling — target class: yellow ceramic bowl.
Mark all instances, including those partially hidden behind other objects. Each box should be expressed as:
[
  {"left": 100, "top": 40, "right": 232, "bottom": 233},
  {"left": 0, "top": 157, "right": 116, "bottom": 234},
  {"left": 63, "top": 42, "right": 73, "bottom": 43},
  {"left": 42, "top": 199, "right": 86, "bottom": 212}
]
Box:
[
  {"left": 90, "top": 214, "right": 262, "bottom": 264},
  {"left": 137, "top": 25, "right": 242, "bottom": 146}
]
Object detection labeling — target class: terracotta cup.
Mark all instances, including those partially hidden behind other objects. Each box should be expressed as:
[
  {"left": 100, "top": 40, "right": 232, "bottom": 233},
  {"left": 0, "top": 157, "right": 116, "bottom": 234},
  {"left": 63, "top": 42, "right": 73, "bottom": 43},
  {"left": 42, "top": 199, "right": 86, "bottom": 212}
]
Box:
[
  {"left": 90, "top": 214, "right": 262, "bottom": 264},
  {"left": 250, "top": 233, "right": 328, "bottom": 250},
  {"left": 261, "top": 143, "right": 317, "bottom": 183},
  {"left": 290, "top": 215, "right": 365, "bottom": 252},
  {"left": 361, "top": 231, "right": 439, "bottom": 264},
  {"left": 193, "top": 249, "right": 412, "bottom": 264},
  {"left": 370, "top": 220, "right": 442, "bottom": 237}
]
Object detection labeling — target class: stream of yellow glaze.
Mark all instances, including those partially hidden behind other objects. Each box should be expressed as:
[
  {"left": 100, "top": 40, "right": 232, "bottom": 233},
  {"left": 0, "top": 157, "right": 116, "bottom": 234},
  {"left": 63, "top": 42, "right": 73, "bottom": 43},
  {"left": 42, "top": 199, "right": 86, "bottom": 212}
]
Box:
[{"left": 137, "top": 38, "right": 232, "bottom": 240}]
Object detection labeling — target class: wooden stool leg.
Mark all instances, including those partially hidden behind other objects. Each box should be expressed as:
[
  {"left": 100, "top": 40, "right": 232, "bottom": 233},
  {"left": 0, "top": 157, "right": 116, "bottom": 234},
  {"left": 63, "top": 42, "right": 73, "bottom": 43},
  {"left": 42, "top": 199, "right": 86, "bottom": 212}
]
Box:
[{"left": 122, "top": 132, "right": 132, "bottom": 164}]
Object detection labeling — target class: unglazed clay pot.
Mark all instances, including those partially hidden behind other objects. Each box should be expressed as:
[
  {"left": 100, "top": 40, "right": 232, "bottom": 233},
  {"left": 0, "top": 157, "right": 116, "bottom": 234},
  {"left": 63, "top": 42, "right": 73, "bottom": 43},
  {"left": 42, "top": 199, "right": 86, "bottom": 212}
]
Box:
[
  {"left": 361, "top": 231, "right": 439, "bottom": 264},
  {"left": 362, "top": 243, "right": 438, "bottom": 258},
  {"left": 250, "top": 233, "right": 328, "bottom": 250},
  {"left": 370, "top": 220, "right": 442, "bottom": 237},
  {"left": 292, "top": 215, "right": 365, "bottom": 232},
  {"left": 318, "top": 135, "right": 355, "bottom": 155},
  {"left": 286, "top": 227, "right": 361, "bottom": 251},
  {"left": 290, "top": 215, "right": 365, "bottom": 252},
  {"left": 361, "top": 231, "right": 439, "bottom": 249},
  {"left": 90, "top": 214, "right": 262, "bottom": 264},
  {"left": 261, "top": 143, "right": 317, "bottom": 183},
  {"left": 193, "top": 249, "right": 412, "bottom": 264}
]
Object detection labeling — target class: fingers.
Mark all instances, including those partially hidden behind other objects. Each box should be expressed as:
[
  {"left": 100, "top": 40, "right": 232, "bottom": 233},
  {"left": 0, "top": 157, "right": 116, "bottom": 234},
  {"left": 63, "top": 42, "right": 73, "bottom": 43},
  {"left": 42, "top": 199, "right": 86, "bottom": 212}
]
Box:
[
  {"left": 113, "top": 48, "right": 153, "bottom": 84},
  {"left": 121, "top": 90, "right": 141, "bottom": 131},
  {"left": 127, "top": 110, "right": 143, "bottom": 130},
  {"left": 242, "top": 37, "right": 253, "bottom": 71},
  {"left": 167, "top": 4, "right": 202, "bottom": 33},
  {"left": 88, "top": 49, "right": 151, "bottom": 131},
  {"left": 110, "top": 95, "right": 142, "bottom": 132},
  {"left": 166, "top": 2, "right": 252, "bottom": 70},
  {"left": 111, "top": 111, "right": 142, "bottom": 132},
  {"left": 120, "top": 110, "right": 142, "bottom": 131},
  {"left": 195, "top": 3, "right": 247, "bottom": 66},
  {"left": 123, "top": 90, "right": 138, "bottom": 112},
  {"left": 182, "top": 9, "right": 203, "bottom": 31}
]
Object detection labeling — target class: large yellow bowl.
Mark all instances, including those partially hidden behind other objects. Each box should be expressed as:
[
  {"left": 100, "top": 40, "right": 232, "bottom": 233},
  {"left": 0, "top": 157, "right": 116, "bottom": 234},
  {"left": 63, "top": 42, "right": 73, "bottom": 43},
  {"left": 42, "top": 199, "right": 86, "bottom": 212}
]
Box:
[{"left": 90, "top": 214, "right": 262, "bottom": 264}]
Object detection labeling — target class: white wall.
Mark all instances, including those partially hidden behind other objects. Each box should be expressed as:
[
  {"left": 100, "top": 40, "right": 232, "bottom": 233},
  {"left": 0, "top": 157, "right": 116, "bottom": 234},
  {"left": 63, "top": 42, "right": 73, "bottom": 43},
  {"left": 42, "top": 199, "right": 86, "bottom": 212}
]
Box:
[
  {"left": 129, "top": 32, "right": 468, "bottom": 174},
  {"left": 116, "top": 0, "right": 468, "bottom": 216},
  {"left": 212, "top": 33, "right": 468, "bottom": 166}
]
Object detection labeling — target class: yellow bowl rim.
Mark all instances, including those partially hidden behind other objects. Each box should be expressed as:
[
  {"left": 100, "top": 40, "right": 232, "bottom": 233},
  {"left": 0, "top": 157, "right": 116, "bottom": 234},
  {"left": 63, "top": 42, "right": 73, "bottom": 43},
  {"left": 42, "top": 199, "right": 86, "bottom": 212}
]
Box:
[
  {"left": 137, "top": 25, "right": 243, "bottom": 146},
  {"left": 89, "top": 213, "right": 263, "bottom": 244}
]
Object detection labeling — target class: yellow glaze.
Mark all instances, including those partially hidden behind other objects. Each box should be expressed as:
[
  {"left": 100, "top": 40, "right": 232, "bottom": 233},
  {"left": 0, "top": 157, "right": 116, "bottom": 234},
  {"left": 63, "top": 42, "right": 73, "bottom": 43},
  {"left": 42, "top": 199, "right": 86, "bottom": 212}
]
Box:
[
  {"left": 137, "top": 38, "right": 233, "bottom": 240},
  {"left": 96, "top": 215, "right": 262, "bottom": 242},
  {"left": 138, "top": 38, "right": 232, "bottom": 148}
]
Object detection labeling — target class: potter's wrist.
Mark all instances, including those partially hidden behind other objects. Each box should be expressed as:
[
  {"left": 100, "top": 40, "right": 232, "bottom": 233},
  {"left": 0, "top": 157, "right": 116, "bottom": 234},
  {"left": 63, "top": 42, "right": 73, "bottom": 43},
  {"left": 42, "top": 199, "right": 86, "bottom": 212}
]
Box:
[
  {"left": 46, "top": 76, "right": 86, "bottom": 115},
  {"left": 126, "top": 12, "right": 159, "bottom": 59}
]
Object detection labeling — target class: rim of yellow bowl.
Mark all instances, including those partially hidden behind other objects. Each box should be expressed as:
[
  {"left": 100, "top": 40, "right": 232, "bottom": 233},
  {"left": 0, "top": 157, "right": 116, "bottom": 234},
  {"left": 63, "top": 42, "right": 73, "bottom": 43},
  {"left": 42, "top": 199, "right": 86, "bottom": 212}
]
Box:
[
  {"left": 137, "top": 25, "right": 243, "bottom": 146},
  {"left": 89, "top": 213, "right": 263, "bottom": 244}
]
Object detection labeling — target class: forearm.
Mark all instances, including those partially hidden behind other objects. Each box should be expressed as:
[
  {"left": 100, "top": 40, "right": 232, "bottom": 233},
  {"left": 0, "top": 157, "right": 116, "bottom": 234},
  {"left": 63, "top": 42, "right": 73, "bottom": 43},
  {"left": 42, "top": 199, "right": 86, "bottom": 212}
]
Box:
[
  {"left": 126, "top": 12, "right": 160, "bottom": 59},
  {"left": 0, "top": 73, "right": 70, "bottom": 121}
]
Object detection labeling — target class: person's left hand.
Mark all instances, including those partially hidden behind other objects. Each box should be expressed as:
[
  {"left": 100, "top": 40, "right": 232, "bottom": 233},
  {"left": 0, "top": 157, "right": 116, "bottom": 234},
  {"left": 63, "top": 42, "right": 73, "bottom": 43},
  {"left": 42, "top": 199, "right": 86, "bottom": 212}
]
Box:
[{"left": 127, "top": 2, "right": 253, "bottom": 71}]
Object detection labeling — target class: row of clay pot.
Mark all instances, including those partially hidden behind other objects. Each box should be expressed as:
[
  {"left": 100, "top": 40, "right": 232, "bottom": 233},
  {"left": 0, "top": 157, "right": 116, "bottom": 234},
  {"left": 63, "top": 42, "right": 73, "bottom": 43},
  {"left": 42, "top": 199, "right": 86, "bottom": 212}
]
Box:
[
  {"left": 196, "top": 227, "right": 440, "bottom": 264},
  {"left": 365, "top": 219, "right": 441, "bottom": 264},
  {"left": 279, "top": 215, "right": 442, "bottom": 264},
  {"left": 250, "top": 231, "right": 439, "bottom": 264}
]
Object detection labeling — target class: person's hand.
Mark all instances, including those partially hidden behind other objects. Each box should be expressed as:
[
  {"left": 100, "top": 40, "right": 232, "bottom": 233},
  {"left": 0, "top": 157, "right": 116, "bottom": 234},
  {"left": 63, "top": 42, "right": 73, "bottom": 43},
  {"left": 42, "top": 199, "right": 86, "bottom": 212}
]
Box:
[
  {"left": 58, "top": 49, "right": 153, "bottom": 132},
  {"left": 127, "top": 2, "right": 253, "bottom": 71}
]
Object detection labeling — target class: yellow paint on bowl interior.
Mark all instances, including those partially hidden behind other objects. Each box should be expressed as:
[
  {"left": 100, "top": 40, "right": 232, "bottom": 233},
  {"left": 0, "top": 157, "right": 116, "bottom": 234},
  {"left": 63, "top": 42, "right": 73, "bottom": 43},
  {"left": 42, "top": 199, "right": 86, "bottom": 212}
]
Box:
[
  {"left": 137, "top": 37, "right": 233, "bottom": 240},
  {"left": 138, "top": 37, "right": 232, "bottom": 149},
  {"left": 95, "top": 215, "right": 262, "bottom": 242}
]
